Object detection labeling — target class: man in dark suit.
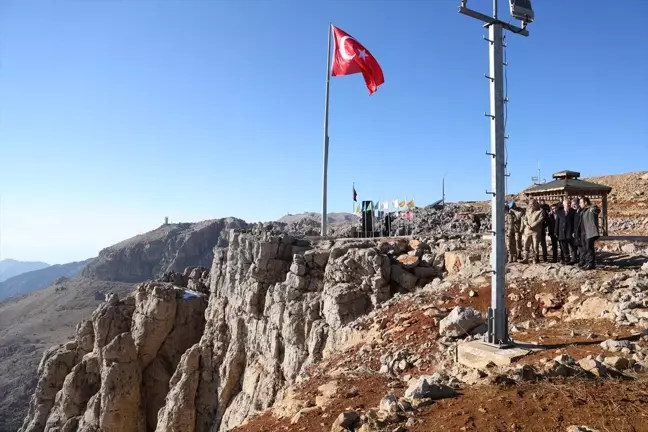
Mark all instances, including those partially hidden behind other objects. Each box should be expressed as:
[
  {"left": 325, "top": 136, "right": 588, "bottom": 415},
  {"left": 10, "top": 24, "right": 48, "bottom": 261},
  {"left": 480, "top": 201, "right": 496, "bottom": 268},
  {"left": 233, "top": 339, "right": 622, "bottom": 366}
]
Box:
[
  {"left": 556, "top": 199, "right": 577, "bottom": 264},
  {"left": 548, "top": 203, "right": 559, "bottom": 263},
  {"left": 577, "top": 197, "right": 601, "bottom": 270},
  {"left": 539, "top": 200, "right": 551, "bottom": 262},
  {"left": 571, "top": 198, "right": 582, "bottom": 263}
]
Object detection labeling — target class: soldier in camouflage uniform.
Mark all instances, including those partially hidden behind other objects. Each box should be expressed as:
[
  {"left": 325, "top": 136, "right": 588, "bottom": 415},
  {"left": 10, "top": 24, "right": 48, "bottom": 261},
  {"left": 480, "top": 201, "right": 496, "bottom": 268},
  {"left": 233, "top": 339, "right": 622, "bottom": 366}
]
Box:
[
  {"left": 505, "top": 203, "right": 518, "bottom": 262},
  {"left": 509, "top": 202, "right": 525, "bottom": 260}
]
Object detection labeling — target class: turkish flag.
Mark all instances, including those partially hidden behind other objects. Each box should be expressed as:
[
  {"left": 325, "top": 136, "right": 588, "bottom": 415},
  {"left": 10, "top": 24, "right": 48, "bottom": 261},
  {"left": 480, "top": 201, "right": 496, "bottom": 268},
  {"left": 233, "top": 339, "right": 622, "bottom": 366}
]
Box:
[{"left": 331, "top": 25, "right": 384, "bottom": 95}]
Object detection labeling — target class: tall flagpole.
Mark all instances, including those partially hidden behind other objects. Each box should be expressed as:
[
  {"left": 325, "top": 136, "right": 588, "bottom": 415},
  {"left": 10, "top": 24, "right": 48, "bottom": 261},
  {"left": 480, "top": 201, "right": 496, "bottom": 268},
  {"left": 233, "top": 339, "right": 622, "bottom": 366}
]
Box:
[
  {"left": 321, "top": 24, "right": 333, "bottom": 237},
  {"left": 352, "top": 182, "right": 355, "bottom": 225}
]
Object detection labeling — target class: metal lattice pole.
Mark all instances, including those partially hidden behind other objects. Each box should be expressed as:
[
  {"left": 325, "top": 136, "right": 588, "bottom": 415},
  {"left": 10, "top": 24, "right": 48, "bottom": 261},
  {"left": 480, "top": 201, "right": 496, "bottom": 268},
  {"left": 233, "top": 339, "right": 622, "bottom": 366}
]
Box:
[
  {"left": 459, "top": 0, "right": 530, "bottom": 346},
  {"left": 488, "top": 18, "right": 508, "bottom": 344}
]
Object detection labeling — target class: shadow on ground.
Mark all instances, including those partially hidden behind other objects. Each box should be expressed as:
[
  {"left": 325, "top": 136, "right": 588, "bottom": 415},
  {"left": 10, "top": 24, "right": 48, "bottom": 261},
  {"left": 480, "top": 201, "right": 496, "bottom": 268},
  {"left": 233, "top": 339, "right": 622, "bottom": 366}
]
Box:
[{"left": 597, "top": 251, "right": 648, "bottom": 269}]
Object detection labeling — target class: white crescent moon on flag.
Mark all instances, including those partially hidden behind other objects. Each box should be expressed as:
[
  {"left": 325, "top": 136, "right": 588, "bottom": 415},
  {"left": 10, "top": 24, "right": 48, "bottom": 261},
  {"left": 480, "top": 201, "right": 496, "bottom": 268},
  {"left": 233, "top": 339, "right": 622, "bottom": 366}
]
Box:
[{"left": 338, "top": 36, "right": 356, "bottom": 61}]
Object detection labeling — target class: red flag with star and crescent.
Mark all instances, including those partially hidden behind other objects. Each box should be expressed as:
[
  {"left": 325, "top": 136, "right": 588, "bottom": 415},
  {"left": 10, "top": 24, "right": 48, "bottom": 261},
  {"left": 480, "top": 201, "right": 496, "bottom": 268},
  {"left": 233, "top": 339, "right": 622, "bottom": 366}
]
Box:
[{"left": 331, "top": 25, "right": 384, "bottom": 95}]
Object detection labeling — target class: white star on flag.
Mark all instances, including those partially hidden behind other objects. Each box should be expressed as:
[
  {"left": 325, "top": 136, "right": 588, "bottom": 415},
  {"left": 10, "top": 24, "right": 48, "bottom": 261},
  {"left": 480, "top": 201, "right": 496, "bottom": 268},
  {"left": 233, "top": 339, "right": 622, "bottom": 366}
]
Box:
[{"left": 357, "top": 49, "right": 368, "bottom": 62}]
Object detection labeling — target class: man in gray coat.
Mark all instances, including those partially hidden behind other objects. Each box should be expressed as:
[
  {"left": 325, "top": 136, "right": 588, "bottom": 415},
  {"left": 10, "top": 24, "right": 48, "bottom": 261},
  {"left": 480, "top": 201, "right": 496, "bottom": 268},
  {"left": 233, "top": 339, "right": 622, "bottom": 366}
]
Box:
[{"left": 576, "top": 196, "right": 600, "bottom": 270}]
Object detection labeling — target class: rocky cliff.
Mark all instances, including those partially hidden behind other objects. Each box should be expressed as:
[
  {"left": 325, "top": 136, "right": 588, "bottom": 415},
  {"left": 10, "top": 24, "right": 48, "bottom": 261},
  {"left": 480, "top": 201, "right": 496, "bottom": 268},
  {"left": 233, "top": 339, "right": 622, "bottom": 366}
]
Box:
[
  {"left": 82, "top": 218, "right": 248, "bottom": 283},
  {"left": 20, "top": 225, "right": 482, "bottom": 432},
  {"left": 19, "top": 279, "right": 208, "bottom": 432}
]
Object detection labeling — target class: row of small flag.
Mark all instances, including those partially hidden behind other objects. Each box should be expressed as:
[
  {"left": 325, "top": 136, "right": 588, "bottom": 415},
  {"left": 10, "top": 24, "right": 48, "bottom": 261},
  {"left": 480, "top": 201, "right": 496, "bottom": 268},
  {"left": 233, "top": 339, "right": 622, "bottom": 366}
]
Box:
[{"left": 354, "top": 199, "right": 416, "bottom": 214}]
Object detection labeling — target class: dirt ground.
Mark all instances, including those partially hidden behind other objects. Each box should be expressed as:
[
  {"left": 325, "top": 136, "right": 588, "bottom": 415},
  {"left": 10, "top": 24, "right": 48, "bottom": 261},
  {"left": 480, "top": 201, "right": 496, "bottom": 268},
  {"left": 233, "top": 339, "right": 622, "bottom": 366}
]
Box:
[
  {"left": 407, "top": 377, "right": 648, "bottom": 432},
  {"left": 234, "top": 270, "right": 648, "bottom": 432},
  {"left": 235, "top": 373, "right": 648, "bottom": 432}
]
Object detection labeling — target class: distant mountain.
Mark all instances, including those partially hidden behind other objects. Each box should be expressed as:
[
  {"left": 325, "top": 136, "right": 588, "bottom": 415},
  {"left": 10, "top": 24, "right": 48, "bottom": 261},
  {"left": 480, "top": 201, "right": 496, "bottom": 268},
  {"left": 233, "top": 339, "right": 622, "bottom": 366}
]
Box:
[
  {"left": 0, "top": 258, "right": 94, "bottom": 302},
  {"left": 278, "top": 212, "right": 358, "bottom": 224},
  {"left": 0, "top": 259, "right": 49, "bottom": 283},
  {"left": 82, "top": 218, "right": 248, "bottom": 283}
]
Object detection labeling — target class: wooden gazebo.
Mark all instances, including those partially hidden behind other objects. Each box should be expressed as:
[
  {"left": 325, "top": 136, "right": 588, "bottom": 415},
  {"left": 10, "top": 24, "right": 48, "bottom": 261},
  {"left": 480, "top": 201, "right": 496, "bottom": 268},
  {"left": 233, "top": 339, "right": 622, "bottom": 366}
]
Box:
[{"left": 523, "top": 170, "right": 612, "bottom": 235}]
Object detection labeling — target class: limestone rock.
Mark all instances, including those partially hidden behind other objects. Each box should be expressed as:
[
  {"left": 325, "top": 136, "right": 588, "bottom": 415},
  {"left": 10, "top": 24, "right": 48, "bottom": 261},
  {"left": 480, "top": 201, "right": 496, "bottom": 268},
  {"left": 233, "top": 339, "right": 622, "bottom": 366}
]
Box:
[
  {"left": 600, "top": 339, "right": 634, "bottom": 353},
  {"left": 379, "top": 394, "right": 400, "bottom": 414},
  {"left": 331, "top": 411, "right": 360, "bottom": 432},
  {"left": 439, "top": 306, "right": 485, "bottom": 338},
  {"left": 131, "top": 283, "right": 178, "bottom": 367},
  {"left": 20, "top": 280, "right": 206, "bottom": 432},
  {"left": 155, "top": 346, "right": 201, "bottom": 432},
  {"left": 396, "top": 254, "right": 420, "bottom": 269},
  {"left": 578, "top": 356, "right": 608, "bottom": 377},
  {"left": 44, "top": 354, "right": 101, "bottom": 431},
  {"left": 567, "top": 297, "right": 615, "bottom": 321},
  {"left": 603, "top": 356, "right": 631, "bottom": 370},
  {"left": 22, "top": 226, "right": 454, "bottom": 432},
  {"left": 404, "top": 376, "right": 456, "bottom": 400},
  {"left": 390, "top": 265, "right": 418, "bottom": 292},
  {"left": 444, "top": 251, "right": 481, "bottom": 274},
  {"left": 75, "top": 320, "right": 95, "bottom": 356},
  {"left": 99, "top": 333, "right": 141, "bottom": 431},
  {"left": 18, "top": 345, "right": 77, "bottom": 432}
]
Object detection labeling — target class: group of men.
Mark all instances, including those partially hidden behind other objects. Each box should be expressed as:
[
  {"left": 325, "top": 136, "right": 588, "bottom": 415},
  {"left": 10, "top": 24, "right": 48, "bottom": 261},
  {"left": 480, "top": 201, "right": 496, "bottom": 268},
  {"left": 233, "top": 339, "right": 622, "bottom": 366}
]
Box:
[{"left": 505, "top": 196, "right": 601, "bottom": 270}]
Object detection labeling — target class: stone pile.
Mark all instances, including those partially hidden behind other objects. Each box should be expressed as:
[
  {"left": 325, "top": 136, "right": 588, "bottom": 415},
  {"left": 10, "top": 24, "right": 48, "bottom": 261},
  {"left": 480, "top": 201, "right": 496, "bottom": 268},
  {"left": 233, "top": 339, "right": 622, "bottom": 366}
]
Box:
[
  {"left": 330, "top": 374, "right": 457, "bottom": 432},
  {"left": 609, "top": 217, "right": 648, "bottom": 232},
  {"left": 387, "top": 203, "right": 492, "bottom": 237},
  {"left": 276, "top": 203, "right": 493, "bottom": 239},
  {"left": 277, "top": 217, "right": 356, "bottom": 238},
  {"left": 574, "top": 264, "right": 648, "bottom": 329}
]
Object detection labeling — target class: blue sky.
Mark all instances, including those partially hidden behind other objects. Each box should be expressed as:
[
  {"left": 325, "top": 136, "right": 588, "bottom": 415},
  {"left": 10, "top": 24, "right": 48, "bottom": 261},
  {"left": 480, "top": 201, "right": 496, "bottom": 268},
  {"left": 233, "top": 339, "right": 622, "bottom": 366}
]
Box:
[{"left": 1, "top": 0, "right": 647, "bottom": 263}]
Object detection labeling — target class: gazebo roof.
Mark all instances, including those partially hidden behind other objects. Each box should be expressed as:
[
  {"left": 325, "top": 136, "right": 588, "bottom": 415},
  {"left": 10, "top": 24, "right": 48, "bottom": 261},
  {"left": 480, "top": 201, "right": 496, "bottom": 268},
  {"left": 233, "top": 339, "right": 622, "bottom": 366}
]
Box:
[{"left": 524, "top": 177, "right": 612, "bottom": 196}]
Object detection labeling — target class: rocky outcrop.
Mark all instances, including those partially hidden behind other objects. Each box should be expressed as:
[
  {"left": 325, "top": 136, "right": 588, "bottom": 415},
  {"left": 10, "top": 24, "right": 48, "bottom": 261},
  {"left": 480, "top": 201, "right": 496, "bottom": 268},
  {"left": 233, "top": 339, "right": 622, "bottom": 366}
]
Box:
[
  {"left": 82, "top": 218, "right": 248, "bottom": 283},
  {"left": 153, "top": 227, "right": 452, "bottom": 432},
  {"left": 19, "top": 282, "right": 207, "bottom": 432},
  {"left": 22, "top": 225, "right": 466, "bottom": 432}
]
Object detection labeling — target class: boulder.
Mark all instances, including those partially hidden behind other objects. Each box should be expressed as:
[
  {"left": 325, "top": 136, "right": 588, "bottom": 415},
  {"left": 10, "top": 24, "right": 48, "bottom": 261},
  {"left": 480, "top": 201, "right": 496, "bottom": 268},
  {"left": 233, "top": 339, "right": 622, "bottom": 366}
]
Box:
[
  {"left": 439, "top": 306, "right": 485, "bottom": 338},
  {"left": 603, "top": 356, "right": 630, "bottom": 370},
  {"left": 390, "top": 265, "right": 418, "bottom": 291},
  {"left": 397, "top": 254, "right": 420, "bottom": 269},
  {"left": 444, "top": 251, "right": 482, "bottom": 274},
  {"left": 379, "top": 394, "right": 400, "bottom": 414},
  {"left": 404, "top": 376, "right": 456, "bottom": 400},
  {"left": 600, "top": 339, "right": 634, "bottom": 353},
  {"left": 331, "top": 411, "right": 361, "bottom": 432},
  {"left": 567, "top": 297, "right": 615, "bottom": 321}
]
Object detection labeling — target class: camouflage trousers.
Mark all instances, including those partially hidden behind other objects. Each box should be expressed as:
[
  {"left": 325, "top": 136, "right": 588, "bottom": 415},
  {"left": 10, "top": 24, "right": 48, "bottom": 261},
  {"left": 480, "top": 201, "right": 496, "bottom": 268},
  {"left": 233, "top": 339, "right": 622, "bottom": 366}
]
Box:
[
  {"left": 507, "top": 232, "right": 517, "bottom": 262},
  {"left": 523, "top": 231, "right": 541, "bottom": 263}
]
